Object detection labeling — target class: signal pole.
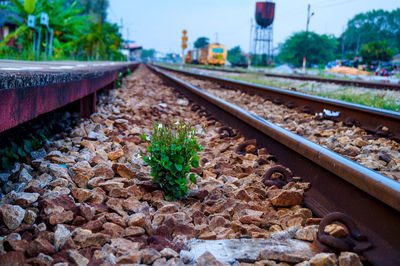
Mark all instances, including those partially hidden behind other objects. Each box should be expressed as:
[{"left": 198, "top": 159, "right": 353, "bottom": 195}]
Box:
[{"left": 181, "top": 30, "right": 188, "bottom": 67}]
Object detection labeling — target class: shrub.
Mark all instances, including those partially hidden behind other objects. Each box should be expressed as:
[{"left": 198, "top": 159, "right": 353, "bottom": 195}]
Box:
[{"left": 141, "top": 122, "right": 202, "bottom": 200}]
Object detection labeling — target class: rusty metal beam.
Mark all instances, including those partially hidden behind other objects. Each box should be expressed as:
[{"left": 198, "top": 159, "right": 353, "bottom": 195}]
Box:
[
  {"left": 149, "top": 64, "right": 400, "bottom": 266},
  {"left": 0, "top": 63, "right": 138, "bottom": 133}
]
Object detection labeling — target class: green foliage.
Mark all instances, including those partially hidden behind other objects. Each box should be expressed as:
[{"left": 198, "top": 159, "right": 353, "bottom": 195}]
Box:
[
  {"left": 0, "top": 128, "right": 47, "bottom": 170},
  {"left": 194, "top": 37, "right": 209, "bottom": 49},
  {"left": 71, "top": 0, "right": 109, "bottom": 24},
  {"left": 81, "top": 22, "right": 125, "bottom": 60},
  {"left": 141, "top": 49, "right": 156, "bottom": 61},
  {"left": 279, "top": 31, "right": 338, "bottom": 67},
  {"left": 227, "top": 46, "right": 247, "bottom": 65},
  {"left": 342, "top": 9, "right": 400, "bottom": 55},
  {"left": 116, "top": 72, "right": 123, "bottom": 87},
  {"left": 360, "top": 41, "right": 394, "bottom": 65},
  {"left": 24, "top": 0, "right": 36, "bottom": 14},
  {"left": 142, "top": 122, "right": 203, "bottom": 201},
  {"left": 0, "top": 0, "right": 125, "bottom": 61}
]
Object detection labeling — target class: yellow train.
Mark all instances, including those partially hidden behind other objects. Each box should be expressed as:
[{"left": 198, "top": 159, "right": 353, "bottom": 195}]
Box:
[{"left": 185, "top": 43, "right": 227, "bottom": 66}]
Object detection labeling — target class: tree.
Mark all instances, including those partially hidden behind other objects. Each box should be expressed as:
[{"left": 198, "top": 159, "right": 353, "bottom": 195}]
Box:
[
  {"left": 342, "top": 9, "right": 400, "bottom": 56},
  {"left": 80, "top": 22, "right": 124, "bottom": 60},
  {"left": 227, "top": 46, "right": 247, "bottom": 65},
  {"left": 64, "top": 0, "right": 109, "bottom": 24},
  {"left": 360, "top": 41, "right": 394, "bottom": 65},
  {"left": 194, "top": 37, "right": 209, "bottom": 49},
  {"left": 141, "top": 49, "right": 156, "bottom": 60},
  {"left": 279, "top": 31, "right": 338, "bottom": 67},
  {"left": 1, "top": 0, "right": 89, "bottom": 59},
  {"left": 0, "top": 0, "right": 124, "bottom": 61}
]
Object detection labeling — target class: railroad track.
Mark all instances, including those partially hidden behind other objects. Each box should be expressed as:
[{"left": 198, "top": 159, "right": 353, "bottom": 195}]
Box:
[
  {"left": 149, "top": 64, "right": 400, "bottom": 266},
  {"left": 157, "top": 64, "right": 400, "bottom": 183},
  {"left": 181, "top": 64, "right": 400, "bottom": 91},
  {"left": 156, "top": 65, "right": 400, "bottom": 142}
]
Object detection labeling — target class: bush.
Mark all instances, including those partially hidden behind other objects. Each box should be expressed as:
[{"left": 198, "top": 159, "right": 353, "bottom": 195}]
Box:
[
  {"left": 360, "top": 41, "right": 394, "bottom": 65},
  {"left": 141, "top": 122, "right": 202, "bottom": 200},
  {"left": 279, "top": 31, "right": 338, "bottom": 67}
]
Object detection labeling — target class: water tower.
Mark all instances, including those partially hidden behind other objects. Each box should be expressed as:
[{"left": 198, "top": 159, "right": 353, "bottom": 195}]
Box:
[{"left": 250, "top": 1, "right": 275, "bottom": 66}]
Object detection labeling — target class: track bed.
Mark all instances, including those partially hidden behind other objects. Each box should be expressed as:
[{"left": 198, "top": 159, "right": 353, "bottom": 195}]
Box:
[
  {"left": 161, "top": 66, "right": 400, "bottom": 181},
  {"left": 0, "top": 65, "right": 398, "bottom": 265}
]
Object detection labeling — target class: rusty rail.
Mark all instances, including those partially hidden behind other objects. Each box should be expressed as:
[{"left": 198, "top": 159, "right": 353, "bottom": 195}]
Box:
[
  {"left": 149, "top": 64, "right": 400, "bottom": 266},
  {"left": 156, "top": 64, "right": 400, "bottom": 141},
  {"left": 178, "top": 64, "right": 400, "bottom": 91},
  {"left": 0, "top": 62, "right": 139, "bottom": 133}
]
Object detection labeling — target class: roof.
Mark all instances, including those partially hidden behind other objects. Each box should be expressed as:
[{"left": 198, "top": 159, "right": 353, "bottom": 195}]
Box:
[
  {"left": 0, "top": 10, "right": 22, "bottom": 26},
  {"left": 124, "top": 43, "right": 143, "bottom": 50}
]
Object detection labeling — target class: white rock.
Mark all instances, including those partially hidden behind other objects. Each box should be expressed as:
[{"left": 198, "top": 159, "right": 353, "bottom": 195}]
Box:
[
  {"left": 0, "top": 204, "right": 26, "bottom": 229},
  {"left": 54, "top": 224, "right": 71, "bottom": 251}
]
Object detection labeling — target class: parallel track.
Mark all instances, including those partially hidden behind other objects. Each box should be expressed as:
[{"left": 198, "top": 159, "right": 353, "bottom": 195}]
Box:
[
  {"left": 149, "top": 64, "right": 400, "bottom": 266},
  {"left": 156, "top": 64, "right": 400, "bottom": 141},
  {"left": 181, "top": 64, "right": 400, "bottom": 91}
]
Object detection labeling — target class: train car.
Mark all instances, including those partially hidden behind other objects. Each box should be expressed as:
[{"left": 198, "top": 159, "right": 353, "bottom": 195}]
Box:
[
  {"left": 185, "top": 50, "right": 193, "bottom": 64},
  {"left": 186, "top": 44, "right": 227, "bottom": 66},
  {"left": 198, "top": 43, "right": 227, "bottom": 66}
]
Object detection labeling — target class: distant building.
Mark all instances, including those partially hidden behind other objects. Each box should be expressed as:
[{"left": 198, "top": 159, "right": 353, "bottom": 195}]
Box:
[
  {"left": 124, "top": 41, "right": 143, "bottom": 61},
  {"left": 0, "top": 1, "right": 21, "bottom": 43},
  {"left": 392, "top": 54, "right": 400, "bottom": 67}
]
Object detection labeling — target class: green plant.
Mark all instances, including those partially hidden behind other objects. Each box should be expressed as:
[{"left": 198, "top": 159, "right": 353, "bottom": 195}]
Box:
[
  {"left": 360, "top": 41, "right": 394, "bottom": 65},
  {"left": 141, "top": 122, "right": 203, "bottom": 200},
  {"left": 116, "top": 72, "right": 123, "bottom": 87}
]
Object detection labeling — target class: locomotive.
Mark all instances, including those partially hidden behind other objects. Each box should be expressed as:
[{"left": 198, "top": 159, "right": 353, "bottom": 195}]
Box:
[{"left": 185, "top": 43, "right": 227, "bottom": 66}]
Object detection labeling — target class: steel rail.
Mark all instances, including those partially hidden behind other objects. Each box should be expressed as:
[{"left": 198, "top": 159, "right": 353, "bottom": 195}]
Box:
[
  {"left": 0, "top": 63, "right": 139, "bottom": 133},
  {"left": 149, "top": 64, "right": 400, "bottom": 266},
  {"left": 156, "top": 64, "right": 400, "bottom": 141},
  {"left": 179, "top": 64, "right": 400, "bottom": 91}
]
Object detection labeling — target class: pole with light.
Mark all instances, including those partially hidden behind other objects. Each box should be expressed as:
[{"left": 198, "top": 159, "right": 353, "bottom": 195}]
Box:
[{"left": 181, "top": 30, "right": 188, "bottom": 66}]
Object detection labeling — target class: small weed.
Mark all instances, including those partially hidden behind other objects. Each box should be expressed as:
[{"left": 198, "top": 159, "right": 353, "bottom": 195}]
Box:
[
  {"left": 125, "top": 68, "right": 133, "bottom": 77},
  {"left": 116, "top": 72, "right": 123, "bottom": 87},
  {"left": 141, "top": 121, "right": 203, "bottom": 200}
]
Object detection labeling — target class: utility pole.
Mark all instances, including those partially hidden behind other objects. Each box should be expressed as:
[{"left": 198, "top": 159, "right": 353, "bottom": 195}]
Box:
[
  {"left": 341, "top": 26, "right": 345, "bottom": 59},
  {"left": 306, "top": 4, "right": 314, "bottom": 33},
  {"left": 216, "top": 32, "right": 218, "bottom": 44}
]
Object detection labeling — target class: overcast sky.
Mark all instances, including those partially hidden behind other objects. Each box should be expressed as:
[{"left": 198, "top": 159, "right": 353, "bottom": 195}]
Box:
[{"left": 108, "top": 0, "right": 399, "bottom": 55}]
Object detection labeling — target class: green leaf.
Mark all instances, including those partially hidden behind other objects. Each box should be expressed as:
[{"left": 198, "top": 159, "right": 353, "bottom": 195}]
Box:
[
  {"left": 191, "top": 158, "right": 199, "bottom": 168},
  {"left": 189, "top": 173, "right": 197, "bottom": 184},
  {"left": 140, "top": 134, "right": 148, "bottom": 141},
  {"left": 176, "top": 155, "right": 184, "bottom": 164},
  {"left": 175, "top": 164, "right": 183, "bottom": 171},
  {"left": 11, "top": 0, "right": 24, "bottom": 13},
  {"left": 24, "top": 0, "right": 36, "bottom": 14}
]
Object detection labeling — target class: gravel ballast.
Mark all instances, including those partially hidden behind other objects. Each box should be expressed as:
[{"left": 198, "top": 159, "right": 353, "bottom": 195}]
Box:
[{"left": 0, "top": 66, "right": 363, "bottom": 265}]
